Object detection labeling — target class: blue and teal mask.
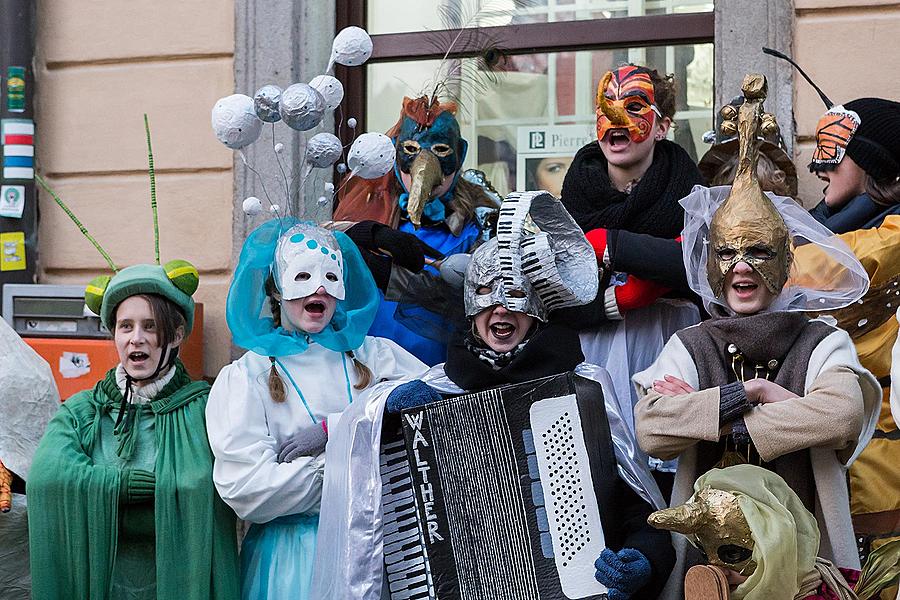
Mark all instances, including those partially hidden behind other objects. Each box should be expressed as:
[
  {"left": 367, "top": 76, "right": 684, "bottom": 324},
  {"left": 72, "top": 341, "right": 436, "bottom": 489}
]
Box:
[{"left": 394, "top": 110, "right": 468, "bottom": 227}]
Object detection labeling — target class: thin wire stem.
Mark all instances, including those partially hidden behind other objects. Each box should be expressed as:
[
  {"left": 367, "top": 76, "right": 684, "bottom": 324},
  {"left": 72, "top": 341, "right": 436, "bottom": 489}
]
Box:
[
  {"left": 143, "top": 114, "right": 160, "bottom": 264},
  {"left": 35, "top": 174, "right": 119, "bottom": 272},
  {"left": 239, "top": 150, "right": 280, "bottom": 221},
  {"left": 271, "top": 123, "right": 291, "bottom": 208}
]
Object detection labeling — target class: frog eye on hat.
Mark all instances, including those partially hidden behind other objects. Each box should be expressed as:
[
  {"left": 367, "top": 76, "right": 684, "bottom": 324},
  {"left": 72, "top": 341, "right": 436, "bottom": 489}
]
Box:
[
  {"left": 84, "top": 275, "right": 112, "bottom": 316},
  {"left": 164, "top": 259, "right": 200, "bottom": 296}
]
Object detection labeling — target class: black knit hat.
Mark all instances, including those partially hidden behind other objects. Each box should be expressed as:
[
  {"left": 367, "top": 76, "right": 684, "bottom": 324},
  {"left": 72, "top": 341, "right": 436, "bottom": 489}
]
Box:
[
  {"left": 843, "top": 98, "right": 900, "bottom": 181},
  {"left": 759, "top": 49, "right": 900, "bottom": 182},
  {"left": 809, "top": 98, "right": 900, "bottom": 182}
]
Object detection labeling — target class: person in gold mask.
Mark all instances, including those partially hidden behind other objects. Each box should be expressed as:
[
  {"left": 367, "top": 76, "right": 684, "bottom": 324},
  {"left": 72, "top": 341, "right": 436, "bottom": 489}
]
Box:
[
  {"left": 648, "top": 465, "right": 900, "bottom": 600},
  {"left": 631, "top": 74, "right": 881, "bottom": 598}
]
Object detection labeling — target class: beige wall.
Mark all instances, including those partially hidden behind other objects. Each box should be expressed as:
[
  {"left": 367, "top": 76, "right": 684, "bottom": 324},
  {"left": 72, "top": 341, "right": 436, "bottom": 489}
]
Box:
[
  {"left": 793, "top": 0, "right": 900, "bottom": 206},
  {"left": 35, "top": 1, "right": 235, "bottom": 377}
]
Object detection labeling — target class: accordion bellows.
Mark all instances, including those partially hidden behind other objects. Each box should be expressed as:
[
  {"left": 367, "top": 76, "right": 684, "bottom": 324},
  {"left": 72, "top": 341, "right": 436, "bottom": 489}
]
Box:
[{"left": 381, "top": 373, "right": 613, "bottom": 600}]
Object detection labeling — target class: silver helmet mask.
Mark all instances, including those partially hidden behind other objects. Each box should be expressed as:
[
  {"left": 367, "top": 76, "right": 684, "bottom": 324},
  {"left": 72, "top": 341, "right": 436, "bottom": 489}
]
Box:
[
  {"left": 463, "top": 190, "right": 599, "bottom": 322},
  {"left": 465, "top": 238, "right": 546, "bottom": 321}
]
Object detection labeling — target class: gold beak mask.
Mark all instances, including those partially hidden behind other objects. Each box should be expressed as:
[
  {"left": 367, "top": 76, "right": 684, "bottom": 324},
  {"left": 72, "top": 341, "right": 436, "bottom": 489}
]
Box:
[
  {"left": 707, "top": 74, "right": 792, "bottom": 299},
  {"left": 649, "top": 487, "right": 757, "bottom": 576}
]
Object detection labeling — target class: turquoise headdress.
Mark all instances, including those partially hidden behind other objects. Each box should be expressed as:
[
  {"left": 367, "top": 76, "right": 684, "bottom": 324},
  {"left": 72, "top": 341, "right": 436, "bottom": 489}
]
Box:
[{"left": 226, "top": 217, "right": 379, "bottom": 357}]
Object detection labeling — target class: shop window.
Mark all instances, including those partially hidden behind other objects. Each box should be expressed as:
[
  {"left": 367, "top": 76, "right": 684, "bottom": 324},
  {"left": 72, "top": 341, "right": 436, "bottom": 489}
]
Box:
[{"left": 337, "top": 0, "right": 714, "bottom": 195}]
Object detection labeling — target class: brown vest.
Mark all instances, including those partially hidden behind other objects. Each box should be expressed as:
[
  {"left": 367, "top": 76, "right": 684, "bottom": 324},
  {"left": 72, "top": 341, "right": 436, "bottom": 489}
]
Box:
[{"left": 676, "top": 311, "right": 835, "bottom": 511}]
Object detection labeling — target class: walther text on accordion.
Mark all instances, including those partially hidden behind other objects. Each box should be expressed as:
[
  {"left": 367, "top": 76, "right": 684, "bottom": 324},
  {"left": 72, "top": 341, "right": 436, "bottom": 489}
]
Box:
[{"left": 380, "top": 372, "right": 614, "bottom": 600}]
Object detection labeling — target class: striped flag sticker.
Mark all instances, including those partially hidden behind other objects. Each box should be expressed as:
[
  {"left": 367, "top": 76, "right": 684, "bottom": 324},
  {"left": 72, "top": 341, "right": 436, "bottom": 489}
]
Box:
[
  {"left": 2, "top": 118, "right": 34, "bottom": 180},
  {"left": 4, "top": 145, "right": 33, "bottom": 157}
]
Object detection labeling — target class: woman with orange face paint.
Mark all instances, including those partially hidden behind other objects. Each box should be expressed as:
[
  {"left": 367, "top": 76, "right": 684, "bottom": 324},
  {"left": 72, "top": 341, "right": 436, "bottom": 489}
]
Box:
[{"left": 558, "top": 65, "right": 705, "bottom": 499}]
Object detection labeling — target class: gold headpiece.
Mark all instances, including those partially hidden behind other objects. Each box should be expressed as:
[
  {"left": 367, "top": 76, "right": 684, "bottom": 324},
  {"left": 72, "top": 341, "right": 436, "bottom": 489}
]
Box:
[
  {"left": 707, "top": 74, "right": 792, "bottom": 299},
  {"left": 649, "top": 486, "right": 757, "bottom": 576}
]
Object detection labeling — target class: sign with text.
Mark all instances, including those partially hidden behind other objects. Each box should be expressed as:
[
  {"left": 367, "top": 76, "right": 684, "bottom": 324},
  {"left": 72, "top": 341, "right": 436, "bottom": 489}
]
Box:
[{"left": 516, "top": 124, "right": 594, "bottom": 197}]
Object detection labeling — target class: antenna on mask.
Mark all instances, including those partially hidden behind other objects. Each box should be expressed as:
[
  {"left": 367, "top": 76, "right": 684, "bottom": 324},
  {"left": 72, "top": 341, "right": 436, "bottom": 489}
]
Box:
[
  {"left": 35, "top": 174, "right": 119, "bottom": 273},
  {"left": 762, "top": 47, "right": 834, "bottom": 109},
  {"left": 144, "top": 114, "right": 161, "bottom": 265}
]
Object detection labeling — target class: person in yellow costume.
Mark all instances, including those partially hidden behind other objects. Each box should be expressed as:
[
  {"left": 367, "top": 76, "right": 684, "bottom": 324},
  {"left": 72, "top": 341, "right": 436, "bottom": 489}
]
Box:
[
  {"left": 826, "top": 219, "right": 900, "bottom": 571},
  {"left": 799, "top": 92, "right": 900, "bottom": 570},
  {"left": 755, "top": 51, "right": 900, "bottom": 581}
]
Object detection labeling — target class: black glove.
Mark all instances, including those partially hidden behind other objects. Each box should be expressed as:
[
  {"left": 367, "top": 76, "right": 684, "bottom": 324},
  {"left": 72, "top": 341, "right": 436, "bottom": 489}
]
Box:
[
  {"left": 346, "top": 220, "right": 443, "bottom": 272},
  {"left": 119, "top": 469, "right": 155, "bottom": 504},
  {"left": 276, "top": 422, "right": 328, "bottom": 462}
]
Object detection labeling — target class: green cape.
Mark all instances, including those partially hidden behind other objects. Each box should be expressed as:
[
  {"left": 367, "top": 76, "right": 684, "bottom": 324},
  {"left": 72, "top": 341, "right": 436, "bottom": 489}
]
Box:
[{"left": 27, "top": 363, "right": 239, "bottom": 599}]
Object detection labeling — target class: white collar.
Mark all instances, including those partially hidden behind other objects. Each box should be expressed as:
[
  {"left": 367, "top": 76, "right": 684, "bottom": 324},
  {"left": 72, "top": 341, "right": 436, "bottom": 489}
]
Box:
[{"left": 115, "top": 363, "right": 177, "bottom": 404}]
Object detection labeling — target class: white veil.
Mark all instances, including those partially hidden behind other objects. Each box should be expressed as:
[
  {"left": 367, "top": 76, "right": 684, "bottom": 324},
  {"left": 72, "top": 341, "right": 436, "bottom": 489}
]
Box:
[{"left": 680, "top": 185, "right": 869, "bottom": 315}]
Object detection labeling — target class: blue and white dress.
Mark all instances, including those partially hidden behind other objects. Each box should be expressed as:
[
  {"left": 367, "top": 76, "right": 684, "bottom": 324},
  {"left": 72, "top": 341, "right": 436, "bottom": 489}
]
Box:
[{"left": 206, "top": 337, "right": 425, "bottom": 600}]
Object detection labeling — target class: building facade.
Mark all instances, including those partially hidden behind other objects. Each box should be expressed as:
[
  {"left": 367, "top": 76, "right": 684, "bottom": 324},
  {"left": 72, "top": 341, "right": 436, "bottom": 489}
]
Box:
[{"left": 28, "top": 0, "right": 900, "bottom": 376}]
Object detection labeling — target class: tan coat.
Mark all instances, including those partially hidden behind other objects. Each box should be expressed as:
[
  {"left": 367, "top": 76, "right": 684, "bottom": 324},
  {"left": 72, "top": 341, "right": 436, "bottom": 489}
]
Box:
[{"left": 633, "top": 325, "right": 880, "bottom": 574}]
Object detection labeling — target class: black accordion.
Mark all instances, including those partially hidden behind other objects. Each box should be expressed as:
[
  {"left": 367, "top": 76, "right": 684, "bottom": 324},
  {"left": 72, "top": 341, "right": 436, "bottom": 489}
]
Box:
[{"left": 380, "top": 372, "right": 614, "bottom": 600}]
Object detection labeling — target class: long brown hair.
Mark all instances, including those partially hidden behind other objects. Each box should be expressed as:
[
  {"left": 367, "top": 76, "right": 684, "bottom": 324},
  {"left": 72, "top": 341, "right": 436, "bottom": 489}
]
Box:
[
  {"left": 263, "top": 275, "right": 373, "bottom": 402},
  {"left": 866, "top": 175, "right": 900, "bottom": 206}
]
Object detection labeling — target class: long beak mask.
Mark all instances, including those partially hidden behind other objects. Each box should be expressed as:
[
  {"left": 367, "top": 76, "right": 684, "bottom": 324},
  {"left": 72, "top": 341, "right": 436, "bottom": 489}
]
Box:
[
  {"left": 649, "top": 487, "right": 757, "bottom": 576},
  {"left": 406, "top": 150, "right": 444, "bottom": 229},
  {"left": 596, "top": 71, "right": 636, "bottom": 132},
  {"left": 595, "top": 66, "right": 660, "bottom": 144}
]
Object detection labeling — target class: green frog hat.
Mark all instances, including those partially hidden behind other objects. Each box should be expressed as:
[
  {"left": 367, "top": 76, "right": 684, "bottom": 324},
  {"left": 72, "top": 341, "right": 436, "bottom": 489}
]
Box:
[{"left": 36, "top": 115, "right": 199, "bottom": 335}]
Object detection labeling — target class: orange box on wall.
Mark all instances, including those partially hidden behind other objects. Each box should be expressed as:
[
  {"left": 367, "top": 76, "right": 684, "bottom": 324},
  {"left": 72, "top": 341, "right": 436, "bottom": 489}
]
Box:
[{"left": 25, "top": 304, "right": 204, "bottom": 400}]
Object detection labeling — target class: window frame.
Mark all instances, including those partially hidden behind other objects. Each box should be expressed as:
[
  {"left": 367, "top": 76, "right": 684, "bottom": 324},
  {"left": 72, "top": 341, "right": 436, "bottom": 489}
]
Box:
[{"left": 335, "top": 0, "right": 713, "bottom": 145}]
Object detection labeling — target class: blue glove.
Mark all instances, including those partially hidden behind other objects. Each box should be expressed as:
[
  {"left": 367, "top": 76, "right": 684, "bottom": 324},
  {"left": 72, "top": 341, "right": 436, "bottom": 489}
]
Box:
[
  {"left": 385, "top": 380, "right": 441, "bottom": 414},
  {"left": 594, "top": 548, "right": 652, "bottom": 600}
]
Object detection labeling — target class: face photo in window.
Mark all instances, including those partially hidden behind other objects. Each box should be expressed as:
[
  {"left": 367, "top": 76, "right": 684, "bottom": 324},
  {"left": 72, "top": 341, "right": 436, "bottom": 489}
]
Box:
[{"left": 524, "top": 156, "right": 574, "bottom": 197}]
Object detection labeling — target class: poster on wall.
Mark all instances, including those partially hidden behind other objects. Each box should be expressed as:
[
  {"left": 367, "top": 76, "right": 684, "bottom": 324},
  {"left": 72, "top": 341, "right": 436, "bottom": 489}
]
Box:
[
  {"left": 1, "top": 231, "right": 26, "bottom": 271},
  {"left": 516, "top": 124, "right": 594, "bottom": 198},
  {"left": 1, "top": 119, "right": 35, "bottom": 180}
]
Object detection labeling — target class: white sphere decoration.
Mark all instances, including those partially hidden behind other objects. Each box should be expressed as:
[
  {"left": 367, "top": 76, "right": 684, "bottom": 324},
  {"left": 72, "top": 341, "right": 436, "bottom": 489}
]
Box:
[
  {"left": 317, "top": 196, "right": 329, "bottom": 206},
  {"left": 274, "top": 142, "right": 284, "bottom": 154},
  {"left": 242, "top": 196, "right": 263, "bottom": 216},
  {"left": 309, "top": 75, "right": 344, "bottom": 111},
  {"left": 280, "top": 83, "right": 326, "bottom": 131},
  {"left": 336, "top": 163, "right": 347, "bottom": 174},
  {"left": 324, "top": 182, "right": 335, "bottom": 194},
  {"left": 347, "top": 132, "right": 395, "bottom": 179},
  {"left": 306, "top": 133, "right": 343, "bottom": 168},
  {"left": 253, "top": 85, "right": 282, "bottom": 122},
  {"left": 331, "top": 26, "right": 373, "bottom": 67},
  {"left": 211, "top": 94, "right": 263, "bottom": 149},
  {"left": 270, "top": 204, "right": 281, "bottom": 214},
  {"left": 347, "top": 117, "right": 358, "bottom": 129}
]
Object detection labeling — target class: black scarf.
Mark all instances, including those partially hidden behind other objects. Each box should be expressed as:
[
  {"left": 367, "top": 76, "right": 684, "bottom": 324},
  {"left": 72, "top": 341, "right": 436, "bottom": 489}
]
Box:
[
  {"left": 809, "top": 192, "right": 900, "bottom": 234},
  {"left": 443, "top": 323, "right": 584, "bottom": 390},
  {"left": 560, "top": 139, "right": 704, "bottom": 237}
]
